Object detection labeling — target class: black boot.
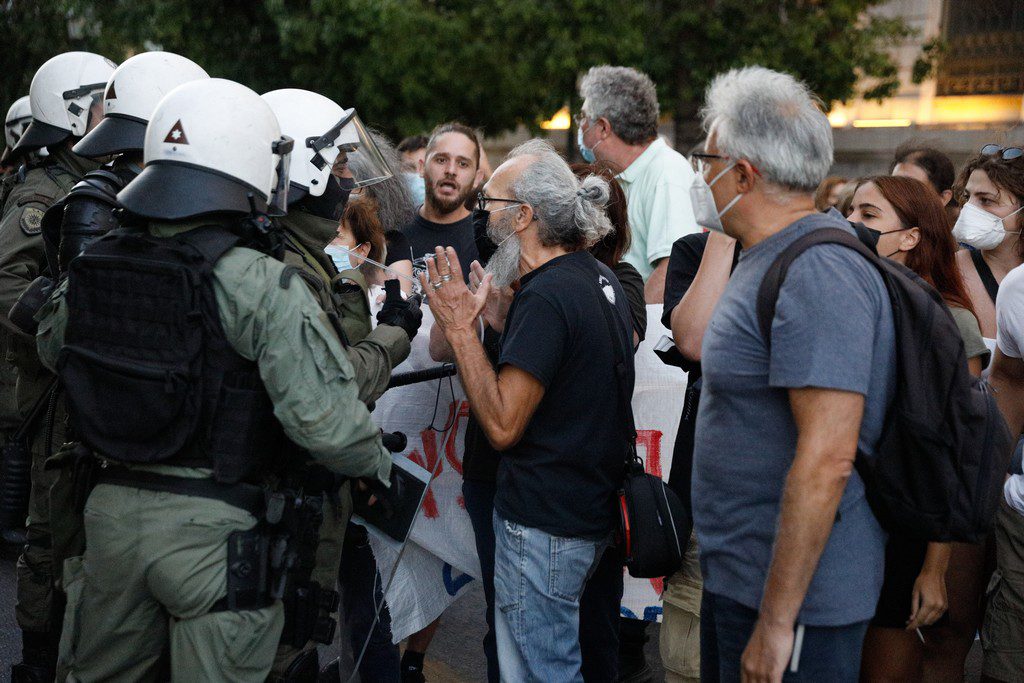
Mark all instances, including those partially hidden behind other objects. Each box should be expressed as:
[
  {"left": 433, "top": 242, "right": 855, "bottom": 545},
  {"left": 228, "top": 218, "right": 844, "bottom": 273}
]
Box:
[{"left": 11, "top": 630, "right": 57, "bottom": 683}]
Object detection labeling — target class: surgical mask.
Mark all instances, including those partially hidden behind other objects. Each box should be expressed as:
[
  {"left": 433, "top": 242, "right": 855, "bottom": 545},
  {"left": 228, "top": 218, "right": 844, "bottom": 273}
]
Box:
[
  {"left": 689, "top": 163, "right": 741, "bottom": 233},
  {"left": 952, "top": 201, "right": 1024, "bottom": 251},
  {"left": 404, "top": 172, "right": 425, "bottom": 206},
  {"left": 577, "top": 126, "right": 602, "bottom": 164},
  {"left": 864, "top": 226, "right": 915, "bottom": 258},
  {"left": 325, "top": 242, "right": 365, "bottom": 272}
]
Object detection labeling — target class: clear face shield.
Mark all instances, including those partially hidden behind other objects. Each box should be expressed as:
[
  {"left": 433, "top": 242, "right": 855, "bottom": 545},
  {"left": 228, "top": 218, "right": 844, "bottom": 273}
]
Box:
[
  {"left": 62, "top": 82, "right": 106, "bottom": 132},
  {"left": 268, "top": 135, "right": 295, "bottom": 216},
  {"left": 307, "top": 109, "right": 393, "bottom": 189}
]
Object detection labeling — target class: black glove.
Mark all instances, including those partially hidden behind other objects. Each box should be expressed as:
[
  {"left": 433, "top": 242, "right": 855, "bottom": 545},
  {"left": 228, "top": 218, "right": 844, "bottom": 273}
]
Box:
[
  {"left": 353, "top": 467, "right": 406, "bottom": 521},
  {"left": 8, "top": 276, "right": 54, "bottom": 336},
  {"left": 375, "top": 279, "right": 422, "bottom": 340}
]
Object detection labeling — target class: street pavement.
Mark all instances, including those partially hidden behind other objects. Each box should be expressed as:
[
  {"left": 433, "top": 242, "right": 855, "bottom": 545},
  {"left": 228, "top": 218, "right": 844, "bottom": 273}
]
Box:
[{"left": 0, "top": 554, "right": 986, "bottom": 682}]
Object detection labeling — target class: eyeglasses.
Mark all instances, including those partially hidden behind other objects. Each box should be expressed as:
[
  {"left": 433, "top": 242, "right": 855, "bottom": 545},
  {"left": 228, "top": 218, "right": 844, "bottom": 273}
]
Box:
[
  {"left": 476, "top": 192, "right": 526, "bottom": 212},
  {"left": 689, "top": 152, "right": 731, "bottom": 174},
  {"left": 981, "top": 144, "right": 1023, "bottom": 161}
]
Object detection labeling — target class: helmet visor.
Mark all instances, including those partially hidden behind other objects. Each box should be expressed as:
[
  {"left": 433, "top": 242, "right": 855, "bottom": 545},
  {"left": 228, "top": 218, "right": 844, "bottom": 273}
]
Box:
[
  {"left": 308, "top": 110, "right": 393, "bottom": 189},
  {"left": 269, "top": 135, "right": 294, "bottom": 216}
]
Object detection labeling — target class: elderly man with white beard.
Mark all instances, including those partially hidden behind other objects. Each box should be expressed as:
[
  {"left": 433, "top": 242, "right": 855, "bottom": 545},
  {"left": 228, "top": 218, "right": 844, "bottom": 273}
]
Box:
[{"left": 421, "top": 139, "right": 636, "bottom": 682}]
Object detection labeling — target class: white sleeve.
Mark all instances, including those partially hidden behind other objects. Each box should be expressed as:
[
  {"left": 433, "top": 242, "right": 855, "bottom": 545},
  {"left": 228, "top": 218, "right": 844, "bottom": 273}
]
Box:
[
  {"left": 1005, "top": 475, "right": 1024, "bottom": 517},
  {"left": 996, "top": 264, "right": 1024, "bottom": 359}
]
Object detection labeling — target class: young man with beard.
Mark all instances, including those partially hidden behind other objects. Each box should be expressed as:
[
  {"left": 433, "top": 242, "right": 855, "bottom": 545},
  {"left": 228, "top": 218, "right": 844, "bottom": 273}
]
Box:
[{"left": 404, "top": 122, "right": 484, "bottom": 280}]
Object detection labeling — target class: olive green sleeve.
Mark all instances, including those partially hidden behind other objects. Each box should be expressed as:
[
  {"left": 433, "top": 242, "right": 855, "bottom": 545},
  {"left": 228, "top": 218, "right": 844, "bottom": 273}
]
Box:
[
  {"left": 346, "top": 325, "right": 411, "bottom": 404},
  {"left": 0, "top": 190, "right": 47, "bottom": 343},
  {"left": 212, "top": 248, "right": 390, "bottom": 484},
  {"left": 949, "top": 305, "right": 991, "bottom": 369},
  {"left": 34, "top": 277, "right": 69, "bottom": 373}
]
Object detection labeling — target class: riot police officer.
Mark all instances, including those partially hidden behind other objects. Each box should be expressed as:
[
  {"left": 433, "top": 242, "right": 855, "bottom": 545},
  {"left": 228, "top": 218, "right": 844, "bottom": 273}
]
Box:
[
  {"left": 0, "top": 51, "right": 116, "bottom": 682},
  {"left": 36, "top": 77, "right": 394, "bottom": 681},
  {"left": 2, "top": 96, "right": 34, "bottom": 173},
  {"left": 29, "top": 55, "right": 212, "bottom": 670},
  {"left": 261, "top": 89, "right": 421, "bottom": 680}
]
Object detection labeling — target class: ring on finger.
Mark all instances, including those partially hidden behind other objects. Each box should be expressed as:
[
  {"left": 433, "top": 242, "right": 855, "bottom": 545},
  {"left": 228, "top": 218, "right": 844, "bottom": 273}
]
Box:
[
  {"left": 431, "top": 280, "right": 443, "bottom": 290},
  {"left": 441, "top": 273, "right": 454, "bottom": 283}
]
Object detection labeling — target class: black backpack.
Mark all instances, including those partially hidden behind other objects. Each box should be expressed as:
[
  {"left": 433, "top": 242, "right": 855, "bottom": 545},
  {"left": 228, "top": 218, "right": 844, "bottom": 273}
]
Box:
[{"left": 756, "top": 227, "right": 1013, "bottom": 543}]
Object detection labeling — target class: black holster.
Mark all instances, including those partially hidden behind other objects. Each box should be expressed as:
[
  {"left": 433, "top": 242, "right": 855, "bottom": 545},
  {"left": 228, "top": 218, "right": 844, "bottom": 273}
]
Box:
[{"left": 272, "top": 489, "right": 339, "bottom": 648}]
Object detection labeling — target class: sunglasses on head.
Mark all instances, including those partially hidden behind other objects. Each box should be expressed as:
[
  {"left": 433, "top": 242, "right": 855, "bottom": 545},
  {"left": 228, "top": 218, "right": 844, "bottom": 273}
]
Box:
[{"left": 981, "top": 144, "right": 1023, "bottom": 161}]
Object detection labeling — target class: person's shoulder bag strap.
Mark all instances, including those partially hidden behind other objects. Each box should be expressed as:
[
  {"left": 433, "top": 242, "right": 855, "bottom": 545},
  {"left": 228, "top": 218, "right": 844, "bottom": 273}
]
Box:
[
  {"left": 569, "top": 261, "right": 638, "bottom": 466},
  {"left": 970, "top": 248, "right": 1000, "bottom": 305}
]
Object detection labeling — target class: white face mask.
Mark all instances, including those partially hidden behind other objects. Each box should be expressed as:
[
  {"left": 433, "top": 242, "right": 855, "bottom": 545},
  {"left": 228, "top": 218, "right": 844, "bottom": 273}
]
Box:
[
  {"left": 952, "top": 201, "right": 1024, "bottom": 251},
  {"left": 689, "top": 162, "right": 742, "bottom": 233}
]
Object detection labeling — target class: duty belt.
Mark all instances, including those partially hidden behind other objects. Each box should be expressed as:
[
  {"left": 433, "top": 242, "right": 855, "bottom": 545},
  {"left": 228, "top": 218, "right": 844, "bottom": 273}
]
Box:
[{"left": 96, "top": 466, "right": 265, "bottom": 516}]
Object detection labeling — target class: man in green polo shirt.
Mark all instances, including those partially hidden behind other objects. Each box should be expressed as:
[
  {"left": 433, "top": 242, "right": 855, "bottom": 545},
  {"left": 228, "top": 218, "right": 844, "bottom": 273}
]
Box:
[{"left": 577, "top": 65, "right": 700, "bottom": 303}]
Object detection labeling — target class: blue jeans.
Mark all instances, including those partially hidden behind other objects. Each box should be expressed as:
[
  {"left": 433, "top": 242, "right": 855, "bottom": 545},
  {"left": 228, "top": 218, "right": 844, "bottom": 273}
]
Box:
[
  {"left": 700, "top": 591, "right": 869, "bottom": 683},
  {"left": 492, "top": 511, "right": 607, "bottom": 683}
]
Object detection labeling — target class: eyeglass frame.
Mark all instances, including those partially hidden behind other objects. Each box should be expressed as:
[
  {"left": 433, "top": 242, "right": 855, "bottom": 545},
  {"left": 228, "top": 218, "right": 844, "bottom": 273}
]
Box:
[
  {"left": 476, "top": 192, "right": 527, "bottom": 213},
  {"left": 981, "top": 144, "right": 1023, "bottom": 161},
  {"left": 689, "top": 152, "right": 762, "bottom": 178}
]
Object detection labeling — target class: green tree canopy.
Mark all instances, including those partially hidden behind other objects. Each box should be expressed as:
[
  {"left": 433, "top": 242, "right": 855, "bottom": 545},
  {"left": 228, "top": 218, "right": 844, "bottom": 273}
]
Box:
[{"left": 1, "top": 0, "right": 915, "bottom": 149}]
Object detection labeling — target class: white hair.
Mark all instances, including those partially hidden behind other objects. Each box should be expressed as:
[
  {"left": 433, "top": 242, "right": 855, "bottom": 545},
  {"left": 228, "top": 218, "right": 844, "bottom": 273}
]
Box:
[
  {"left": 506, "top": 139, "right": 613, "bottom": 249},
  {"left": 701, "top": 66, "right": 833, "bottom": 193}
]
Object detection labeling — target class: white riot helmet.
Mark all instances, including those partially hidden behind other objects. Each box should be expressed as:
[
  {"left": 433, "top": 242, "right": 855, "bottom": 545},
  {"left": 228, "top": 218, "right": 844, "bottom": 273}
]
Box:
[
  {"left": 13, "top": 52, "right": 116, "bottom": 155},
  {"left": 5, "top": 96, "right": 32, "bottom": 150},
  {"left": 74, "top": 51, "right": 209, "bottom": 159},
  {"left": 261, "top": 88, "right": 392, "bottom": 201},
  {"left": 118, "top": 78, "right": 293, "bottom": 220}
]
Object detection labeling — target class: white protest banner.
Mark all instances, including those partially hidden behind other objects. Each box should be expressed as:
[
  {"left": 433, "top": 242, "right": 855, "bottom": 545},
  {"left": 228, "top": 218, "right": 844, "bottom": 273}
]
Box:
[{"left": 367, "top": 305, "right": 687, "bottom": 641}]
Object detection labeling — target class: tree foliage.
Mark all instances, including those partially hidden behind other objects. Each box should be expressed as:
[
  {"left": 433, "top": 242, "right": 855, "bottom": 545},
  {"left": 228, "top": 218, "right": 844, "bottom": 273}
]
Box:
[{"left": 2, "top": 0, "right": 916, "bottom": 147}]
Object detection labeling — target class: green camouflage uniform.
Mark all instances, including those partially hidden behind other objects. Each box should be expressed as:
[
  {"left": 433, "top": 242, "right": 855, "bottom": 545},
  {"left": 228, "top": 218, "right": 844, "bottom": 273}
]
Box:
[
  {"left": 36, "top": 218, "right": 392, "bottom": 682},
  {"left": 0, "top": 147, "right": 96, "bottom": 639},
  {"left": 269, "top": 209, "right": 409, "bottom": 678}
]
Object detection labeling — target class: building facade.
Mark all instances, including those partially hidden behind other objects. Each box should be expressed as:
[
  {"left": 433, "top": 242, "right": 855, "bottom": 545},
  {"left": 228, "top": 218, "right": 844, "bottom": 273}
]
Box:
[{"left": 830, "top": 0, "right": 1024, "bottom": 177}]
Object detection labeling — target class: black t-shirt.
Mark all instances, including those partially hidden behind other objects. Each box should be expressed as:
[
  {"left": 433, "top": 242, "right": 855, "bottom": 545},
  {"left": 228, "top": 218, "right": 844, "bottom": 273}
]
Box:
[
  {"left": 402, "top": 212, "right": 478, "bottom": 280},
  {"left": 494, "top": 250, "right": 635, "bottom": 539},
  {"left": 613, "top": 261, "right": 647, "bottom": 344},
  {"left": 384, "top": 229, "right": 412, "bottom": 266},
  {"left": 462, "top": 327, "right": 503, "bottom": 482},
  {"left": 661, "top": 231, "right": 739, "bottom": 510},
  {"left": 463, "top": 261, "right": 646, "bottom": 485}
]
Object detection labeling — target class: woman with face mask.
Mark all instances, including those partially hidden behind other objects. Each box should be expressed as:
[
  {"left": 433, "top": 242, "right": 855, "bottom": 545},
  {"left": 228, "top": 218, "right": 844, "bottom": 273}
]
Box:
[
  {"left": 848, "top": 175, "right": 990, "bottom": 682},
  {"left": 953, "top": 145, "right": 1024, "bottom": 361}
]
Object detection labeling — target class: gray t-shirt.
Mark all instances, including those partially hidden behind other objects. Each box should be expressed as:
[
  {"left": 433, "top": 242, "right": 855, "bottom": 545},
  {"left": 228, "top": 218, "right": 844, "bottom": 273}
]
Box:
[{"left": 693, "top": 209, "right": 895, "bottom": 626}]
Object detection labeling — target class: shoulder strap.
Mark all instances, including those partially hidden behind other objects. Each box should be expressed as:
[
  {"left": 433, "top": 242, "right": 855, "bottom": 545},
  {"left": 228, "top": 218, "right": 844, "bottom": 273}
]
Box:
[
  {"left": 970, "top": 248, "right": 1000, "bottom": 305},
  {"left": 569, "top": 261, "right": 638, "bottom": 459},
  {"left": 756, "top": 228, "right": 878, "bottom": 345}
]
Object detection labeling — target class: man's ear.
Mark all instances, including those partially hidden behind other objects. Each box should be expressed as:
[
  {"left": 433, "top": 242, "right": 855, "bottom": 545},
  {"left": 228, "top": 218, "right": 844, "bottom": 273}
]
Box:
[
  {"left": 516, "top": 204, "right": 535, "bottom": 231},
  {"left": 417, "top": 157, "right": 425, "bottom": 176},
  {"left": 474, "top": 167, "right": 485, "bottom": 189},
  {"left": 735, "top": 160, "right": 759, "bottom": 193},
  {"left": 940, "top": 189, "right": 953, "bottom": 207}
]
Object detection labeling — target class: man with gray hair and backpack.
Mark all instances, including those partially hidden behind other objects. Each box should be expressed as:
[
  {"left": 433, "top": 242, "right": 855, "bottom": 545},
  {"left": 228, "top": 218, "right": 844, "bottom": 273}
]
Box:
[{"left": 690, "top": 66, "right": 898, "bottom": 682}]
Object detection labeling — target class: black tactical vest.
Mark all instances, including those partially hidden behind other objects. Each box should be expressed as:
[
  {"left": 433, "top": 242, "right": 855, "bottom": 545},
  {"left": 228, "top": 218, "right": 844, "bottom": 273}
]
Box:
[{"left": 59, "top": 224, "right": 282, "bottom": 483}]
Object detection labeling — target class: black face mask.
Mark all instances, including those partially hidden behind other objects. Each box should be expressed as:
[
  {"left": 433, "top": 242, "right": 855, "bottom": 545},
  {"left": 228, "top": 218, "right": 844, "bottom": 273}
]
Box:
[
  {"left": 864, "top": 225, "right": 913, "bottom": 258},
  {"left": 472, "top": 208, "right": 498, "bottom": 265},
  {"left": 303, "top": 175, "right": 355, "bottom": 222}
]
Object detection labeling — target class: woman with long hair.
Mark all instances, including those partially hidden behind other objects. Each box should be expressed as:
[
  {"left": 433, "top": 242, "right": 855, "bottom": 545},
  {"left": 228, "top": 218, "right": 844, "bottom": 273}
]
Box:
[{"left": 849, "top": 175, "right": 989, "bottom": 682}]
